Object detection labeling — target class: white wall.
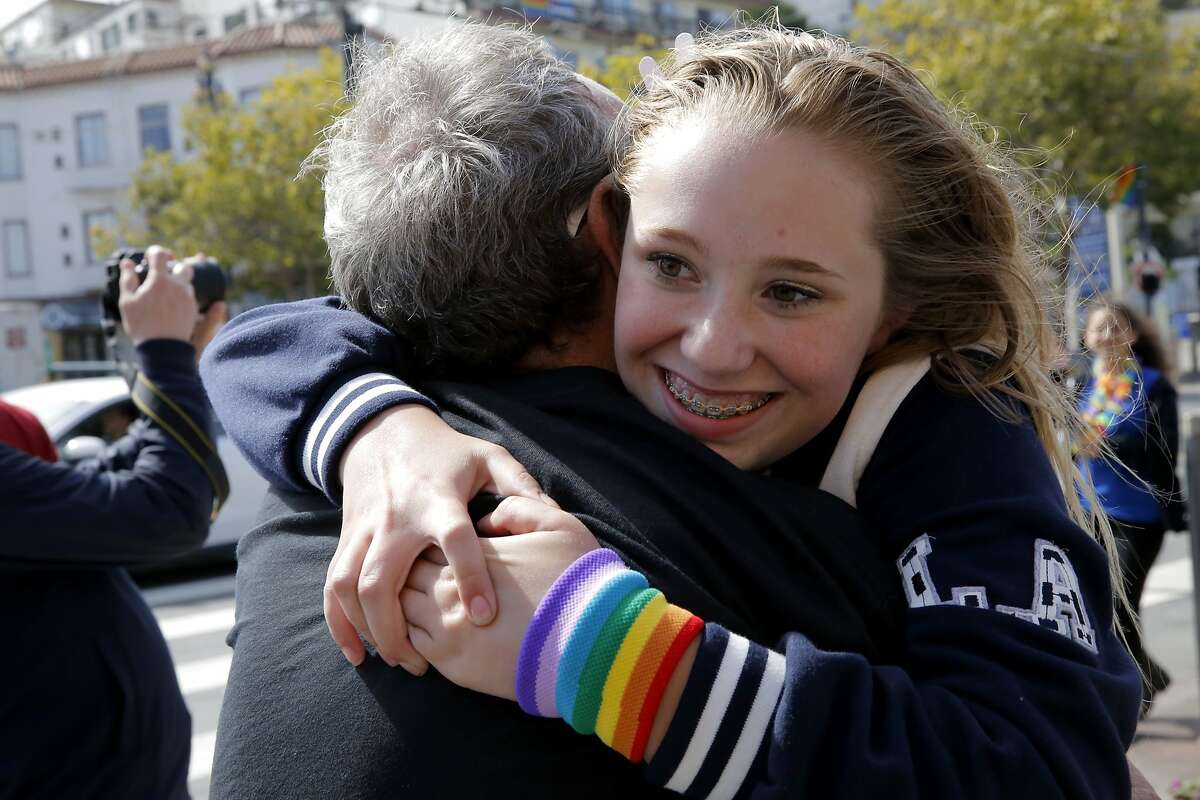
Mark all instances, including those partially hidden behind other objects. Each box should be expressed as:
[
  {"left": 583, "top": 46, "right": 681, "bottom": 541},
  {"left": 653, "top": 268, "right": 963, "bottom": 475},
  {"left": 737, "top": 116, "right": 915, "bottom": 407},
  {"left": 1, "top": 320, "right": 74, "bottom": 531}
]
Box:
[{"left": 0, "top": 46, "right": 321, "bottom": 304}]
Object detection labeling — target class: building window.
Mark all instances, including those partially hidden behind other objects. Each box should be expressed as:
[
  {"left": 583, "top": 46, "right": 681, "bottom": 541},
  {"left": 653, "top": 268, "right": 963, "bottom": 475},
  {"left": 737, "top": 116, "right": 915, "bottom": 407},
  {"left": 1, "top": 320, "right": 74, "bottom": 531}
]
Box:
[
  {"left": 100, "top": 23, "right": 121, "bottom": 52},
  {"left": 0, "top": 124, "right": 20, "bottom": 180},
  {"left": 60, "top": 224, "right": 69, "bottom": 239},
  {"left": 82, "top": 209, "right": 115, "bottom": 264},
  {"left": 3, "top": 220, "right": 31, "bottom": 277},
  {"left": 223, "top": 10, "right": 247, "bottom": 33},
  {"left": 63, "top": 253, "right": 72, "bottom": 268},
  {"left": 138, "top": 104, "right": 171, "bottom": 153},
  {"left": 127, "top": 12, "right": 138, "bottom": 32},
  {"left": 76, "top": 112, "right": 108, "bottom": 167},
  {"left": 237, "top": 86, "right": 262, "bottom": 105},
  {"left": 146, "top": 10, "right": 159, "bottom": 29}
]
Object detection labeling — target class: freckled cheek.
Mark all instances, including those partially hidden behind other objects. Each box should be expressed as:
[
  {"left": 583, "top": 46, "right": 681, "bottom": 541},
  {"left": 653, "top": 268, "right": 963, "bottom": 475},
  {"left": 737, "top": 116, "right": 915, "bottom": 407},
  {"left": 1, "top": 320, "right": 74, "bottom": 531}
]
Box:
[
  {"left": 615, "top": 281, "right": 685, "bottom": 360},
  {"left": 768, "top": 325, "right": 863, "bottom": 397}
]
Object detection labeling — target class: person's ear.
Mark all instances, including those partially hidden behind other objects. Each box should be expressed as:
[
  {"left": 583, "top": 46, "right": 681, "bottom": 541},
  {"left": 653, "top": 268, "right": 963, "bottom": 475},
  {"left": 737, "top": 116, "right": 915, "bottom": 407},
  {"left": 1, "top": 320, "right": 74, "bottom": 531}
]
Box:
[
  {"left": 583, "top": 176, "right": 624, "bottom": 278},
  {"left": 868, "top": 306, "right": 909, "bottom": 354}
]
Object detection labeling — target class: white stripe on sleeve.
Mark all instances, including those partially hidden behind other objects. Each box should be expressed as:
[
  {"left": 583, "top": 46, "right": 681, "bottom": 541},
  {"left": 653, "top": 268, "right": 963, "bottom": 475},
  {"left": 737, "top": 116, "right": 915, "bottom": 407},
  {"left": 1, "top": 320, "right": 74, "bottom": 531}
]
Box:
[
  {"left": 301, "top": 373, "right": 411, "bottom": 491},
  {"left": 706, "top": 648, "right": 786, "bottom": 800},
  {"left": 665, "top": 633, "right": 749, "bottom": 794},
  {"left": 312, "top": 382, "right": 417, "bottom": 493}
]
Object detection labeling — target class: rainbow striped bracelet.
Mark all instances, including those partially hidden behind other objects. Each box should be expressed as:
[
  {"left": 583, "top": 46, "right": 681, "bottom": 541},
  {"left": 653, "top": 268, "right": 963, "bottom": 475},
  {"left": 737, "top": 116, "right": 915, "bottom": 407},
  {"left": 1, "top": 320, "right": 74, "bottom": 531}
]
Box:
[{"left": 515, "top": 548, "right": 704, "bottom": 762}]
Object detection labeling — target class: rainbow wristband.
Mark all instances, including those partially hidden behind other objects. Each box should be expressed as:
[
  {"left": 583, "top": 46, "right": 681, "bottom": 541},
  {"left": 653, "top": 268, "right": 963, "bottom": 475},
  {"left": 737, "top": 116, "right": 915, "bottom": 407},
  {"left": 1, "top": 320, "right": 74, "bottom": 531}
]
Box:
[
  {"left": 557, "top": 570, "right": 649, "bottom": 728},
  {"left": 515, "top": 548, "right": 624, "bottom": 716},
  {"left": 514, "top": 549, "right": 704, "bottom": 763}
]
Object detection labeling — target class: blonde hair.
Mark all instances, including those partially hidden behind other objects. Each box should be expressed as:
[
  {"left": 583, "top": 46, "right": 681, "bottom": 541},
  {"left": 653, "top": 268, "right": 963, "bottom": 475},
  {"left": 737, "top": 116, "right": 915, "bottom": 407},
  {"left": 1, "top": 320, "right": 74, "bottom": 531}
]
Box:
[{"left": 611, "top": 24, "right": 1124, "bottom": 598}]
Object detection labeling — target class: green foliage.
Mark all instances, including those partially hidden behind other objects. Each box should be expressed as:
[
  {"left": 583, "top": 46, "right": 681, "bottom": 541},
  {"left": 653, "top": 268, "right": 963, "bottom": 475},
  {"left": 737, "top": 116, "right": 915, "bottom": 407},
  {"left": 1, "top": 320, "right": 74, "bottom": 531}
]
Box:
[
  {"left": 116, "top": 48, "right": 346, "bottom": 298},
  {"left": 742, "top": 4, "right": 810, "bottom": 31},
  {"left": 579, "top": 34, "right": 665, "bottom": 99},
  {"left": 854, "top": 0, "right": 1200, "bottom": 212}
]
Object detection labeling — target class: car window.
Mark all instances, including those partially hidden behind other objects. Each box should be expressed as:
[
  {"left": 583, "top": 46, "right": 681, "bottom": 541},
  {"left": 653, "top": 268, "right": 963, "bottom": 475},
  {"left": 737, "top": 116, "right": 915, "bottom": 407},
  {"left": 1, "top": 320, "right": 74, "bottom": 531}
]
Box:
[{"left": 61, "top": 398, "right": 139, "bottom": 444}]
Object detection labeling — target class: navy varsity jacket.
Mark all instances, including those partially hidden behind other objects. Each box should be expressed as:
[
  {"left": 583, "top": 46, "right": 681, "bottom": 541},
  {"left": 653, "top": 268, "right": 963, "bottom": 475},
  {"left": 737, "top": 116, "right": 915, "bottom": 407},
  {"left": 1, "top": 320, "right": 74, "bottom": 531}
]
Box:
[{"left": 201, "top": 297, "right": 1141, "bottom": 800}]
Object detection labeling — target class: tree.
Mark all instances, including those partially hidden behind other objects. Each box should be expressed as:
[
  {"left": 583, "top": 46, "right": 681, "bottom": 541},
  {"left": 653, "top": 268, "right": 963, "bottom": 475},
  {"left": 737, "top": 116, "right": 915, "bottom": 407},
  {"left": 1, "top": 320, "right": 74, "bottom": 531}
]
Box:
[
  {"left": 854, "top": 0, "right": 1200, "bottom": 212},
  {"left": 742, "top": 4, "right": 810, "bottom": 31},
  {"left": 579, "top": 34, "right": 666, "bottom": 99},
  {"left": 111, "top": 48, "right": 346, "bottom": 299}
]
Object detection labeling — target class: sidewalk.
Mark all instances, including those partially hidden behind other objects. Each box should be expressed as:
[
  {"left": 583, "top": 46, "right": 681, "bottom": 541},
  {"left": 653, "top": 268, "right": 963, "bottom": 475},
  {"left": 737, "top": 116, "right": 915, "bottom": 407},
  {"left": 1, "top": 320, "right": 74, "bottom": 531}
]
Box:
[
  {"left": 1128, "top": 533, "right": 1199, "bottom": 795},
  {"left": 1126, "top": 368, "right": 1200, "bottom": 795}
]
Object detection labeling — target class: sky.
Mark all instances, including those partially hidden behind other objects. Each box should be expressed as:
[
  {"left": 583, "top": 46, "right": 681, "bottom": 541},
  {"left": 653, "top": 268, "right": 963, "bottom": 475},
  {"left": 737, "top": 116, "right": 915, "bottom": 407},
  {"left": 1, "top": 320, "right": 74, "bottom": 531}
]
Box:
[{"left": 0, "top": 0, "right": 121, "bottom": 31}]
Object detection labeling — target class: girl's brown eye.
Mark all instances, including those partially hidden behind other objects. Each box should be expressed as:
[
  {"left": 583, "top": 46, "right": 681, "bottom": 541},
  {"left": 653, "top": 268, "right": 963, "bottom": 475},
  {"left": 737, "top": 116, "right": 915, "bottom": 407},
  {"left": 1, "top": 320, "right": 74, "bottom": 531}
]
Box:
[
  {"left": 767, "top": 283, "right": 816, "bottom": 307},
  {"left": 648, "top": 254, "right": 691, "bottom": 281}
]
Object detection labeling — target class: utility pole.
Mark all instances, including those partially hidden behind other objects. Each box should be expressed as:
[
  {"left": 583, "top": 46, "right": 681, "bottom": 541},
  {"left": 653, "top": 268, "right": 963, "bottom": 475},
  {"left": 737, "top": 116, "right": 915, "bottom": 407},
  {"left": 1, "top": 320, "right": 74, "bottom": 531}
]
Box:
[
  {"left": 196, "top": 51, "right": 218, "bottom": 109},
  {"left": 332, "top": 0, "right": 364, "bottom": 93}
]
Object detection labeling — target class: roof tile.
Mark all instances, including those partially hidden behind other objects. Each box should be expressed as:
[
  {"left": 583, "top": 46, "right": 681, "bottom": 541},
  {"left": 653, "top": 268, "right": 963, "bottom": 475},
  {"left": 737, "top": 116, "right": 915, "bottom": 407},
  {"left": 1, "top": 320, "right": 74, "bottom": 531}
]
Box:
[{"left": 1, "top": 20, "right": 343, "bottom": 92}]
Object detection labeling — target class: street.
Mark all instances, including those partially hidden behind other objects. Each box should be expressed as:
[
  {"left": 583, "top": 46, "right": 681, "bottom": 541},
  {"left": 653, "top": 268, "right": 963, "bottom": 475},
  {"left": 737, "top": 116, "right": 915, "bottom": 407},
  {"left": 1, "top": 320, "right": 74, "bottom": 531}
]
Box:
[
  {"left": 144, "top": 536, "right": 1199, "bottom": 800},
  {"left": 142, "top": 572, "right": 238, "bottom": 800}
]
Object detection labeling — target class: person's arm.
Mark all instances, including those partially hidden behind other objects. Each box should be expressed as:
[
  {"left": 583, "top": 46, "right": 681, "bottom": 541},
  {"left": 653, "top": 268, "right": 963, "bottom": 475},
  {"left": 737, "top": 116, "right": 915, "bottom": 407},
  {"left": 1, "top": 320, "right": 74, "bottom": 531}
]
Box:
[
  {"left": 1, "top": 249, "right": 219, "bottom": 567},
  {"left": 405, "top": 384, "right": 1141, "bottom": 799},
  {"left": 1145, "top": 377, "right": 1185, "bottom": 529},
  {"left": 0, "top": 342, "right": 213, "bottom": 567},
  {"left": 199, "top": 296, "right": 550, "bottom": 670},
  {"left": 198, "top": 296, "right": 435, "bottom": 499},
  {"left": 640, "top": 382, "right": 1140, "bottom": 799}
]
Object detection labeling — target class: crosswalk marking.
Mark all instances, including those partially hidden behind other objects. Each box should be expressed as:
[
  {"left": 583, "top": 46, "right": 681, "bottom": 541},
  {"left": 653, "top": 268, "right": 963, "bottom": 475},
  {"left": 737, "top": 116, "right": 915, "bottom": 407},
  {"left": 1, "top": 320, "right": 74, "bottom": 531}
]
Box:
[
  {"left": 176, "top": 653, "right": 233, "bottom": 696},
  {"left": 189, "top": 730, "right": 218, "bottom": 783},
  {"left": 159, "top": 607, "right": 235, "bottom": 641}
]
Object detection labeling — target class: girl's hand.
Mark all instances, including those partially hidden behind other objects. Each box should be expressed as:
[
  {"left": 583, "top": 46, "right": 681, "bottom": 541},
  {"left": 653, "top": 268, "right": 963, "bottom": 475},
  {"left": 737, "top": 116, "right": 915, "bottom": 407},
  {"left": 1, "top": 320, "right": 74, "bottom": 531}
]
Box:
[
  {"left": 326, "top": 405, "right": 552, "bottom": 672},
  {"left": 400, "top": 497, "right": 600, "bottom": 700}
]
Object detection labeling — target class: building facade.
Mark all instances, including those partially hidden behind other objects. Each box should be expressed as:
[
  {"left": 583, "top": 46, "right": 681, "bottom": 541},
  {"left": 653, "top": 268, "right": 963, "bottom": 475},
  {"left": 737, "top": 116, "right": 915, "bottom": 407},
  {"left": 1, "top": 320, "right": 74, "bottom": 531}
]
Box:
[
  {"left": 0, "top": 0, "right": 740, "bottom": 382},
  {"left": 0, "top": 21, "right": 333, "bottom": 370}
]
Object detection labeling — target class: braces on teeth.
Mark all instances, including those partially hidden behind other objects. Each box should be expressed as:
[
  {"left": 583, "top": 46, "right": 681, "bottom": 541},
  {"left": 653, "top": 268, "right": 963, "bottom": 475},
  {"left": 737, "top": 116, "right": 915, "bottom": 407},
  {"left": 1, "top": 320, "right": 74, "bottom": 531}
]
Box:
[{"left": 664, "top": 373, "right": 773, "bottom": 420}]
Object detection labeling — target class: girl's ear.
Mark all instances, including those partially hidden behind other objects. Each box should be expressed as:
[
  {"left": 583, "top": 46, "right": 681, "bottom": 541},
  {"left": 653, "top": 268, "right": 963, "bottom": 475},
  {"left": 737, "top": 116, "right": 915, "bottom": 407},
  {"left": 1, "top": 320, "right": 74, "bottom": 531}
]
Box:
[
  {"left": 868, "top": 306, "right": 910, "bottom": 354},
  {"left": 583, "top": 176, "right": 625, "bottom": 277}
]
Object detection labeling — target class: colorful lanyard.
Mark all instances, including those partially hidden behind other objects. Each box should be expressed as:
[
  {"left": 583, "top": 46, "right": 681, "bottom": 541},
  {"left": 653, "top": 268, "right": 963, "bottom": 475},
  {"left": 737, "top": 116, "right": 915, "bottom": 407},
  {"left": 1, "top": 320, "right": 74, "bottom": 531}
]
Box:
[{"left": 1080, "top": 360, "right": 1138, "bottom": 438}]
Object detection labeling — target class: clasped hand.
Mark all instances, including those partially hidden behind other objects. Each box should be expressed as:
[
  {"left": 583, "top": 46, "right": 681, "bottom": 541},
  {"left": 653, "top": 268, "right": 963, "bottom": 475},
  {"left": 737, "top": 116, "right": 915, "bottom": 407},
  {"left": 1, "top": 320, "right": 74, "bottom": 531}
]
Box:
[{"left": 326, "top": 404, "right": 596, "bottom": 685}]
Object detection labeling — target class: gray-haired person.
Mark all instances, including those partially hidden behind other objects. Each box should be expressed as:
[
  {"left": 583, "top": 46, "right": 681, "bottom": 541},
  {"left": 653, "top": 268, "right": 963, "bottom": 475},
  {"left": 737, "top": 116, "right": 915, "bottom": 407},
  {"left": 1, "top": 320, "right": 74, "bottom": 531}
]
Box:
[{"left": 205, "top": 21, "right": 905, "bottom": 798}]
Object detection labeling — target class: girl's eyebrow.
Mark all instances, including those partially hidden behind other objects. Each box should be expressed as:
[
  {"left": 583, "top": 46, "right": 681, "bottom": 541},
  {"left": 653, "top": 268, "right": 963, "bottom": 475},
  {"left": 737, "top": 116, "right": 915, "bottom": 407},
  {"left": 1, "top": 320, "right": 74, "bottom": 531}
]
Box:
[
  {"left": 642, "top": 226, "right": 710, "bottom": 258},
  {"left": 764, "top": 256, "right": 842, "bottom": 280}
]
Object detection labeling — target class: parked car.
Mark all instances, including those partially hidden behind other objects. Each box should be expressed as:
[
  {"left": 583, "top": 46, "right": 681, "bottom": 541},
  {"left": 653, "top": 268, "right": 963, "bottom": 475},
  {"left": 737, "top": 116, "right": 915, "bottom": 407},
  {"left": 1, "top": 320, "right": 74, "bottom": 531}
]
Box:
[{"left": 2, "top": 375, "right": 267, "bottom": 569}]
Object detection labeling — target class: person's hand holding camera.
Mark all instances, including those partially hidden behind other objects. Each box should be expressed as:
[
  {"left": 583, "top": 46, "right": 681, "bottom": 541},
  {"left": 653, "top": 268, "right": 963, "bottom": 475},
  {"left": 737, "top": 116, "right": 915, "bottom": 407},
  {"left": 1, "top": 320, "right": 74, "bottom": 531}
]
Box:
[
  {"left": 118, "top": 246, "right": 227, "bottom": 356},
  {"left": 118, "top": 246, "right": 196, "bottom": 345}
]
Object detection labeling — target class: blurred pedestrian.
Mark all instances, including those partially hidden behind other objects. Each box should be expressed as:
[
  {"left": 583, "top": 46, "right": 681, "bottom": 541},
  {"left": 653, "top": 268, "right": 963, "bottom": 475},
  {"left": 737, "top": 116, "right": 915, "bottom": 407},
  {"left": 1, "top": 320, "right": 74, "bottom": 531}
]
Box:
[
  {"left": 1078, "top": 300, "right": 1184, "bottom": 713},
  {"left": 0, "top": 246, "right": 226, "bottom": 798}
]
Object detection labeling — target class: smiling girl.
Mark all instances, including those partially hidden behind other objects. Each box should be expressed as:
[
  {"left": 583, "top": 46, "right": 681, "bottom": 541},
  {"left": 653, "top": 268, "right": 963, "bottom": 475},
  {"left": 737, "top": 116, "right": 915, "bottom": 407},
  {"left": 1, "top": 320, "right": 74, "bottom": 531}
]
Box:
[{"left": 204, "top": 24, "right": 1140, "bottom": 798}]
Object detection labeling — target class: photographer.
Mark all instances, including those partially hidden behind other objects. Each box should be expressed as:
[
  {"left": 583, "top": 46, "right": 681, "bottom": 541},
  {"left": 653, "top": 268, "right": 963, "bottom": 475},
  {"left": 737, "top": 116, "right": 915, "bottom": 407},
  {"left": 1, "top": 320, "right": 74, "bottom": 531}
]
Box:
[{"left": 0, "top": 246, "right": 226, "bottom": 798}]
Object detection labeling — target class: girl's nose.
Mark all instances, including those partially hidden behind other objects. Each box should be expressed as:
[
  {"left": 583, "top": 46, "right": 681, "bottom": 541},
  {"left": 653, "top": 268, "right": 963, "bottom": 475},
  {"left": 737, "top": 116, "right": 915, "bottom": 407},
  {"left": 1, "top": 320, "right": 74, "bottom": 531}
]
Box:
[{"left": 679, "top": 303, "right": 755, "bottom": 377}]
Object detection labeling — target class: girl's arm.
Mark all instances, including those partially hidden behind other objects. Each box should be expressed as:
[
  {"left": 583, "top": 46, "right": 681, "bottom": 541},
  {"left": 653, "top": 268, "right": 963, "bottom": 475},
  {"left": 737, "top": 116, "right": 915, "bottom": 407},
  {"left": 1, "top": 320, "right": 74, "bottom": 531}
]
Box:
[
  {"left": 198, "top": 296, "right": 547, "bottom": 669},
  {"left": 653, "top": 379, "right": 1140, "bottom": 799},
  {"left": 405, "top": 380, "right": 1141, "bottom": 800},
  {"left": 198, "top": 296, "right": 434, "bottom": 500}
]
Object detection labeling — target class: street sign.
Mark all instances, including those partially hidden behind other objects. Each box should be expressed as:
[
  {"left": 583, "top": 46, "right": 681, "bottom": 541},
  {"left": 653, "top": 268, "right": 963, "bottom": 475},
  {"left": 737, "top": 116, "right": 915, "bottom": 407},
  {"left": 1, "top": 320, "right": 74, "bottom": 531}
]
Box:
[{"left": 1066, "top": 197, "right": 1110, "bottom": 299}]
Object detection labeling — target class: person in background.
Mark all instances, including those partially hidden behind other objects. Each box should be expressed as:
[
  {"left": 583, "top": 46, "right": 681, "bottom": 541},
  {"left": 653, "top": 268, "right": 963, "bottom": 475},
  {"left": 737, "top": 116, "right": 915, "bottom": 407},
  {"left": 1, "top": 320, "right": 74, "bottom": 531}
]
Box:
[
  {"left": 1078, "top": 300, "right": 1184, "bottom": 714},
  {"left": 0, "top": 398, "right": 56, "bottom": 461},
  {"left": 0, "top": 246, "right": 226, "bottom": 799}
]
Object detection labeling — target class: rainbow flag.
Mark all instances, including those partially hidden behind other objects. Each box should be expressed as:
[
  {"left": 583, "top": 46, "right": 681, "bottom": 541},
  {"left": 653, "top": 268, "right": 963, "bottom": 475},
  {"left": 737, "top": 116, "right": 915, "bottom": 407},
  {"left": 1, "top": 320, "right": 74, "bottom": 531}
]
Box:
[
  {"left": 1108, "top": 164, "right": 1138, "bottom": 206},
  {"left": 523, "top": 0, "right": 548, "bottom": 16}
]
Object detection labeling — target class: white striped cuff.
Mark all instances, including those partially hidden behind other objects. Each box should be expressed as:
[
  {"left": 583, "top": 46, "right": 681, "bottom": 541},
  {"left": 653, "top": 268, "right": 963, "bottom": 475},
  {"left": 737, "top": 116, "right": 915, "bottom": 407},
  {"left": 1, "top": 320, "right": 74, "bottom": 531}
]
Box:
[
  {"left": 300, "top": 372, "right": 434, "bottom": 498},
  {"left": 649, "top": 625, "right": 785, "bottom": 800}
]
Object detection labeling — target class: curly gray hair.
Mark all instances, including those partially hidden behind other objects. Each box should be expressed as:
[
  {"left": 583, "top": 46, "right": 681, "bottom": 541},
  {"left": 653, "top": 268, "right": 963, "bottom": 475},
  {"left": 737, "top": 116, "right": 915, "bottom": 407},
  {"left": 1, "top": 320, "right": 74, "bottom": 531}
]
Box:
[{"left": 306, "top": 23, "right": 613, "bottom": 373}]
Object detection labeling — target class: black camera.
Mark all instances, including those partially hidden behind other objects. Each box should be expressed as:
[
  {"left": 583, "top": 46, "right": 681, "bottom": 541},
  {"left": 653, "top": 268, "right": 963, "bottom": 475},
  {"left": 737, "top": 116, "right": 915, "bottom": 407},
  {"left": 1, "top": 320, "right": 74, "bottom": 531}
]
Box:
[{"left": 101, "top": 247, "right": 228, "bottom": 332}]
